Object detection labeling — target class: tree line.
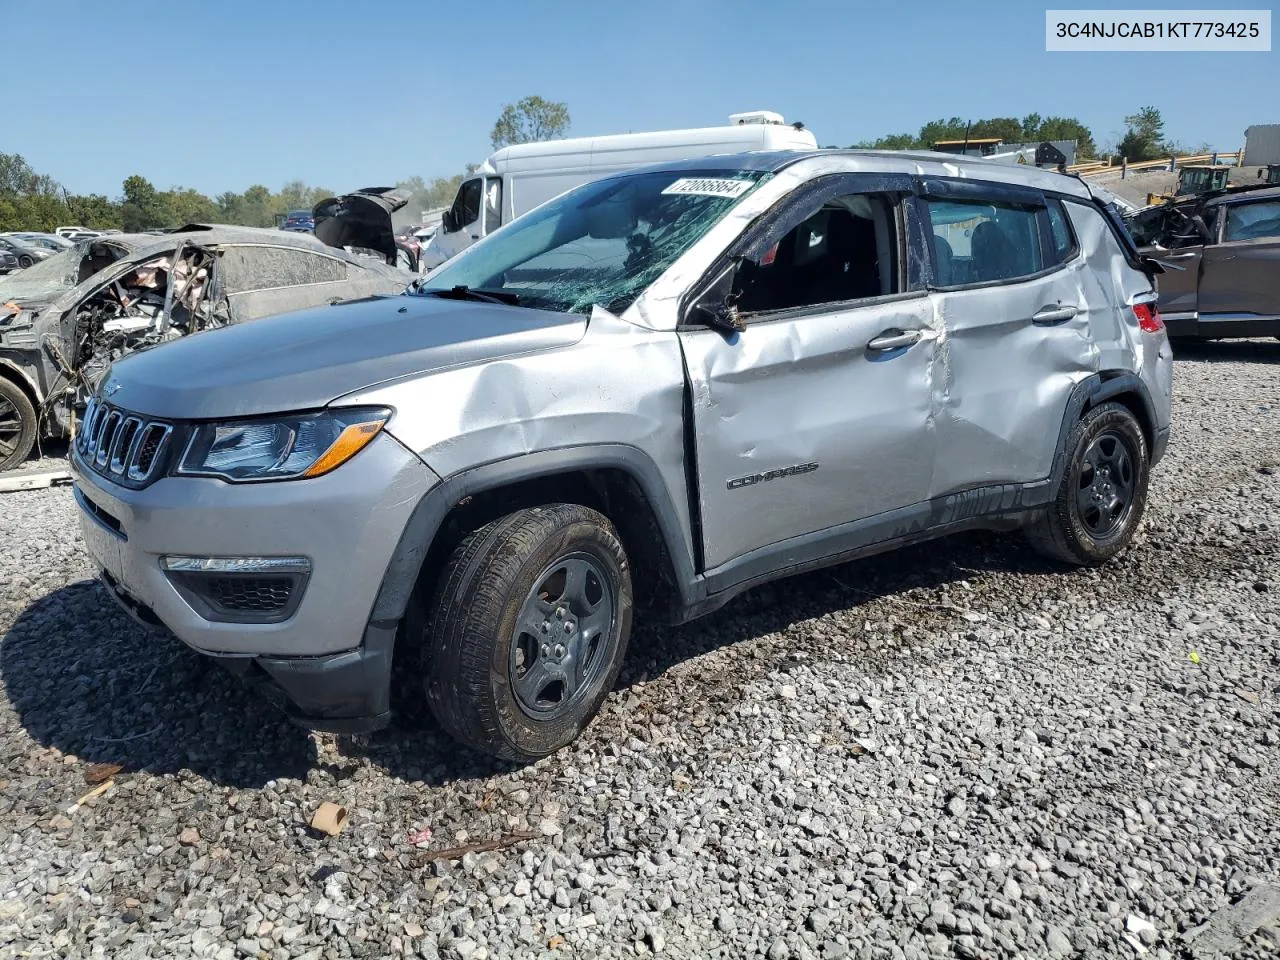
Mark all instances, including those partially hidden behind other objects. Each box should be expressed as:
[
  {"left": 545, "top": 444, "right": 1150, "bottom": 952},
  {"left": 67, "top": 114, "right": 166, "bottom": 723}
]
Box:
[
  {"left": 838, "top": 107, "right": 1205, "bottom": 164},
  {"left": 0, "top": 154, "right": 473, "bottom": 234}
]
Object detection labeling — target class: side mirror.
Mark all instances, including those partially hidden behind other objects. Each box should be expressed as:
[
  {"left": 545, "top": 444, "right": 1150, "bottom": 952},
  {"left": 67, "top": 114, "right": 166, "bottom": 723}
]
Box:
[
  {"left": 441, "top": 209, "right": 457, "bottom": 234},
  {"left": 691, "top": 299, "right": 744, "bottom": 333},
  {"left": 686, "top": 261, "right": 745, "bottom": 333}
]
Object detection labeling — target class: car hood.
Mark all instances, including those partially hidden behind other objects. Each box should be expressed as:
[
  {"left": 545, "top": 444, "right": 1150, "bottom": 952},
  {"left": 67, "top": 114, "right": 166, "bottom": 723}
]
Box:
[
  {"left": 102, "top": 294, "right": 588, "bottom": 420},
  {"left": 313, "top": 187, "right": 409, "bottom": 266}
]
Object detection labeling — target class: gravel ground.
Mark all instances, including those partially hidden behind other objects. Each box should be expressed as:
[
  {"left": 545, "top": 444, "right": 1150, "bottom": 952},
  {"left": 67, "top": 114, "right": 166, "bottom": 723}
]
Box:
[{"left": 2, "top": 343, "right": 1278, "bottom": 960}]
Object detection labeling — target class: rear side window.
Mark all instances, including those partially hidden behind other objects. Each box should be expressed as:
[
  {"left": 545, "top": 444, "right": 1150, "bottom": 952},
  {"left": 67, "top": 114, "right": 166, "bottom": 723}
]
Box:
[
  {"left": 220, "top": 246, "right": 348, "bottom": 293},
  {"left": 1045, "top": 199, "right": 1079, "bottom": 264},
  {"left": 926, "top": 198, "right": 1044, "bottom": 285},
  {"left": 1223, "top": 200, "right": 1280, "bottom": 242}
]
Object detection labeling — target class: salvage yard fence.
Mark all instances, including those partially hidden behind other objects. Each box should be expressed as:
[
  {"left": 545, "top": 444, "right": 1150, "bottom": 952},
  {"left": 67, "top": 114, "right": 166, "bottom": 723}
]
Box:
[{"left": 1067, "top": 151, "right": 1244, "bottom": 178}]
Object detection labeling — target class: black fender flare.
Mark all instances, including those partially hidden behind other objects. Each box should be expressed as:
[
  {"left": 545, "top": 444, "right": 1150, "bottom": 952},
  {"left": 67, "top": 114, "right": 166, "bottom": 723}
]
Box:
[
  {"left": 364, "top": 443, "right": 699, "bottom": 640},
  {"left": 1047, "top": 372, "right": 1163, "bottom": 495}
]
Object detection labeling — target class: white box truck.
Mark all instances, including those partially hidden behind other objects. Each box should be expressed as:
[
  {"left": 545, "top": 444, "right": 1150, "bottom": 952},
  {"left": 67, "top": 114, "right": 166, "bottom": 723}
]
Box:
[{"left": 421, "top": 111, "right": 817, "bottom": 268}]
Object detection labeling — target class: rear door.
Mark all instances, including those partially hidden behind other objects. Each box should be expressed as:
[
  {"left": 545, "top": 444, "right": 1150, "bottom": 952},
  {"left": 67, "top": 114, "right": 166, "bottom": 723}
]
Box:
[
  {"left": 678, "top": 173, "right": 938, "bottom": 570},
  {"left": 921, "top": 178, "right": 1094, "bottom": 493},
  {"left": 1198, "top": 197, "right": 1280, "bottom": 323}
]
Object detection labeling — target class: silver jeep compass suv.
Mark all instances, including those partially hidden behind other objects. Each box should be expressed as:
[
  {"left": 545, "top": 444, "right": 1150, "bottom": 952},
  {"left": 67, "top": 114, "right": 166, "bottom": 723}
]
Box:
[{"left": 70, "top": 151, "right": 1173, "bottom": 761}]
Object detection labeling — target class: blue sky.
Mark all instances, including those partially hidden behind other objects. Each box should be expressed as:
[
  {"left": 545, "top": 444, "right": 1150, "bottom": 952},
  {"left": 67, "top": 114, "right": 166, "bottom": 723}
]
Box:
[{"left": 8, "top": 0, "right": 1275, "bottom": 198}]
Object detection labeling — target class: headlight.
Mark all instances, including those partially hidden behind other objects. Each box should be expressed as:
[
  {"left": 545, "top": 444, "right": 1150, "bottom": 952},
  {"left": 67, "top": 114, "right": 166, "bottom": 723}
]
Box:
[{"left": 177, "top": 407, "right": 390, "bottom": 482}]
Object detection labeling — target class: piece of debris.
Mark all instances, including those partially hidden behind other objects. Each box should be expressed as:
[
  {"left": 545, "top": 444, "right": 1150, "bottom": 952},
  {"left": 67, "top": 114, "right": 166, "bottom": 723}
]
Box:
[
  {"left": 406, "top": 826, "right": 433, "bottom": 846},
  {"left": 548, "top": 935, "right": 566, "bottom": 949},
  {"left": 1126, "top": 914, "right": 1157, "bottom": 935},
  {"left": 1123, "top": 933, "right": 1149, "bottom": 954},
  {"left": 310, "top": 802, "right": 348, "bottom": 837},
  {"left": 64, "top": 779, "right": 114, "bottom": 815},
  {"left": 178, "top": 827, "right": 200, "bottom": 846},
  {"left": 1183, "top": 884, "right": 1280, "bottom": 957},
  {"left": 1236, "top": 689, "right": 1260, "bottom": 704},
  {"left": 84, "top": 762, "right": 124, "bottom": 785},
  {"left": 418, "top": 831, "right": 538, "bottom": 862},
  {"left": 0, "top": 469, "right": 72, "bottom": 493},
  {"left": 1189, "top": 650, "right": 1201, "bottom": 664}
]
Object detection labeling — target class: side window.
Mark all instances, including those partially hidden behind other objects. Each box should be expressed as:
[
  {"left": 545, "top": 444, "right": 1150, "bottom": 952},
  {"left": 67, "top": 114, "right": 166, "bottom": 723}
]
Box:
[
  {"left": 1223, "top": 200, "right": 1280, "bottom": 242},
  {"left": 733, "top": 191, "right": 900, "bottom": 316},
  {"left": 926, "top": 198, "right": 1045, "bottom": 285},
  {"left": 1045, "top": 199, "right": 1078, "bottom": 265},
  {"left": 484, "top": 178, "right": 503, "bottom": 233},
  {"left": 220, "top": 246, "right": 347, "bottom": 294},
  {"left": 453, "top": 178, "right": 482, "bottom": 230}
]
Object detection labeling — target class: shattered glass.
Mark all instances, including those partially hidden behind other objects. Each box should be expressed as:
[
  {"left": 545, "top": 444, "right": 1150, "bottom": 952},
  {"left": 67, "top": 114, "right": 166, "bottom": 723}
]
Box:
[
  {"left": 422, "top": 170, "right": 770, "bottom": 315},
  {"left": 0, "top": 240, "right": 130, "bottom": 302}
]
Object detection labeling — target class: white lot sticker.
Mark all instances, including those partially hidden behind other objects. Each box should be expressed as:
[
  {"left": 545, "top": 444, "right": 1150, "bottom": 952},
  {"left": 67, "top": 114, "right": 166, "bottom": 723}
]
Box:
[{"left": 662, "top": 178, "right": 754, "bottom": 198}]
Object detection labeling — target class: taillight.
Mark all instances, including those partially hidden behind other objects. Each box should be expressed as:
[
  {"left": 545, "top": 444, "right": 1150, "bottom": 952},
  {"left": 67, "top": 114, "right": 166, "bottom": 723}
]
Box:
[{"left": 1133, "top": 302, "right": 1164, "bottom": 333}]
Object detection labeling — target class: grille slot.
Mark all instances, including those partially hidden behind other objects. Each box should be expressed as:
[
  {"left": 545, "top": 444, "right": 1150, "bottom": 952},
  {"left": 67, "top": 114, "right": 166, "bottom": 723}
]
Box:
[
  {"left": 207, "top": 576, "right": 294, "bottom": 613},
  {"left": 76, "top": 398, "right": 173, "bottom": 488}
]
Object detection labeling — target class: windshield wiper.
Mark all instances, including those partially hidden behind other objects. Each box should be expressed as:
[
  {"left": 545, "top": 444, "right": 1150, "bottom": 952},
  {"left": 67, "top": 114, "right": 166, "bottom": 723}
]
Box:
[{"left": 415, "top": 284, "right": 521, "bottom": 307}]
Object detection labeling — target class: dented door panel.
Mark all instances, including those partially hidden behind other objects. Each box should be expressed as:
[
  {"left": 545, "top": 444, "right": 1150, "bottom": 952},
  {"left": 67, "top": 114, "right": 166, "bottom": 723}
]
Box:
[
  {"left": 678, "top": 295, "right": 938, "bottom": 570},
  {"left": 930, "top": 265, "right": 1096, "bottom": 493}
]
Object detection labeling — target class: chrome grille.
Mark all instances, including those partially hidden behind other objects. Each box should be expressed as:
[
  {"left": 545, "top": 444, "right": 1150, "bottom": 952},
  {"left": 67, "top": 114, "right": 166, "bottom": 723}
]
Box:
[{"left": 76, "top": 397, "right": 173, "bottom": 486}]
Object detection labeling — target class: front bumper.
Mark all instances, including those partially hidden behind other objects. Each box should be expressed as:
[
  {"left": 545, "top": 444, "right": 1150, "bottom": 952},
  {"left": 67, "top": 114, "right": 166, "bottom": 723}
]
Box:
[{"left": 71, "top": 433, "right": 438, "bottom": 729}]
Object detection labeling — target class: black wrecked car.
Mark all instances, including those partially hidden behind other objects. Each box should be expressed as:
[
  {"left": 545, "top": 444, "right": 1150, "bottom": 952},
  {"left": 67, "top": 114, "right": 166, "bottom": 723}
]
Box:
[{"left": 0, "top": 188, "right": 413, "bottom": 470}]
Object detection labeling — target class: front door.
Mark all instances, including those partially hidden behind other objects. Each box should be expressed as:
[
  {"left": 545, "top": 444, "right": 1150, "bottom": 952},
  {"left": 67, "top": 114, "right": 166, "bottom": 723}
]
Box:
[{"left": 678, "top": 174, "right": 938, "bottom": 570}]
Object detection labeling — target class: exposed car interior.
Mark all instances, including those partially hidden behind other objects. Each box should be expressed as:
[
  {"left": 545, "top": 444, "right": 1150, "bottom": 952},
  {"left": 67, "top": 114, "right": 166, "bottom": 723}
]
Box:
[{"left": 733, "top": 194, "right": 897, "bottom": 314}]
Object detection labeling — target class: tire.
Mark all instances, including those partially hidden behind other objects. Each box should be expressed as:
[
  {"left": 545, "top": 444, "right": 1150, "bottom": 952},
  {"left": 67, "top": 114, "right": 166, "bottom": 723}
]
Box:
[
  {"left": 1026, "top": 401, "right": 1150, "bottom": 566},
  {"left": 0, "top": 378, "right": 38, "bottom": 471},
  {"left": 423, "top": 503, "right": 633, "bottom": 761},
  {"left": 17, "top": 255, "right": 34, "bottom": 269}
]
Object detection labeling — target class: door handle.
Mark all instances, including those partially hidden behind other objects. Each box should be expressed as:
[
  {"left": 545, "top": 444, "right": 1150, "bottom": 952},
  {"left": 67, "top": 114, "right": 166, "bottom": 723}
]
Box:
[
  {"left": 867, "top": 328, "right": 922, "bottom": 351},
  {"left": 1031, "top": 305, "right": 1078, "bottom": 325},
  {"left": 1165, "top": 251, "right": 1199, "bottom": 260}
]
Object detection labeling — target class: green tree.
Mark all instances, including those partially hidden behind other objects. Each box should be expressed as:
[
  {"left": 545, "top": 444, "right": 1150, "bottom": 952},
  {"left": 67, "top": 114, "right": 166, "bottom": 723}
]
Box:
[
  {"left": 1118, "top": 107, "right": 1167, "bottom": 161},
  {"left": 120, "top": 175, "right": 171, "bottom": 231},
  {"left": 64, "top": 193, "right": 121, "bottom": 230},
  {"left": 490, "top": 96, "right": 571, "bottom": 150},
  {"left": 164, "top": 187, "right": 221, "bottom": 225},
  {"left": 1034, "top": 116, "right": 1097, "bottom": 159}
]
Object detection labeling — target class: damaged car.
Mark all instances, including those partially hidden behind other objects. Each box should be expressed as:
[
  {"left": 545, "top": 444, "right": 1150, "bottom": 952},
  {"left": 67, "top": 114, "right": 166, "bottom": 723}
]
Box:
[
  {"left": 70, "top": 151, "right": 1171, "bottom": 761},
  {"left": 0, "top": 189, "right": 414, "bottom": 470},
  {"left": 1130, "top": 182, "right": 1280, "bottom": 341}
]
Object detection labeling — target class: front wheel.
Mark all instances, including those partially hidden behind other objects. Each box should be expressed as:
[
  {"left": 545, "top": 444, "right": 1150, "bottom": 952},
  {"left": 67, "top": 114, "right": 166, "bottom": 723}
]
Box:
[
  {"left": 17, "top": 255, "right": 34, "bottom": 269},
  {"left": 1026, "top": 401, "right": 1150, "bottom": 566},
  {"left": 0, "top": 378, "right": 37, "bottom": 471},
  {"left": 423, "top": 504, "right": 633, "bottom": 761}
]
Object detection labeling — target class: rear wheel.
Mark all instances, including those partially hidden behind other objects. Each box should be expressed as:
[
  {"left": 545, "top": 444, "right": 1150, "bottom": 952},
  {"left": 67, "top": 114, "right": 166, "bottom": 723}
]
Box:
[
  {"left": 17, "top": 254, "right": 34, "bottom": 269},
  {"left": 0, "top": 378, "right": 37, "bottom": 471},
  {"left": 1026, "top": 402, "right": 1149, "bottom": 566},
  {"left": 422, "top": 504, "right": 632, "bottom": 761}
]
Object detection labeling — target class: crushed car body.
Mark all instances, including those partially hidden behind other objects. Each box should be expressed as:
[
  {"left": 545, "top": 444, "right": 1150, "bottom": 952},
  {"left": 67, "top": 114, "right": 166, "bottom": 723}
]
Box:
[{"left": 0, "top": 193, "right": 415, "bottom": 469}]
